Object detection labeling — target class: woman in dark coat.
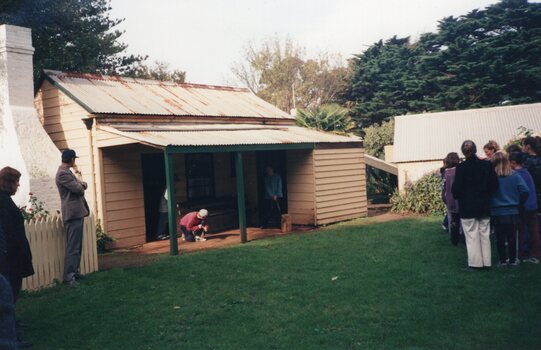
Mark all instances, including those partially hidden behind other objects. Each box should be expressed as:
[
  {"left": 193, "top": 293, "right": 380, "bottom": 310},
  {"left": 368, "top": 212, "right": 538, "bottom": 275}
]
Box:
[
  {"left": 452, "top": 141, "right": 499, "bottom": 269},
  {"left": 0, "top": 166, "right": 34, "bottom": 301}
]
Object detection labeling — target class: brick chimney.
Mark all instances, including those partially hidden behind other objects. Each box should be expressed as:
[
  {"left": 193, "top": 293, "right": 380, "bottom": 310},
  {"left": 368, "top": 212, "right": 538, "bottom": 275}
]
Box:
[{"left": 0, "top": 24, "right": 60, "bottom": 210}]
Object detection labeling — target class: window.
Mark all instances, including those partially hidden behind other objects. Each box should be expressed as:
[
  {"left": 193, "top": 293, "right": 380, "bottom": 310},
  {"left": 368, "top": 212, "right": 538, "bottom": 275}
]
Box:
[{"left": 185, "top": 153, "right": 215, "bottom": 200}]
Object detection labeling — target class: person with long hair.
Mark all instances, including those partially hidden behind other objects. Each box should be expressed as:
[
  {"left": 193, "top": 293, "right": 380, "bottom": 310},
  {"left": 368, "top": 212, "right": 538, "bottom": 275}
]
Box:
[
  {"left": 490, "top": 153, "right": 529, "bottom": 266},
  {"left": 442, "top": 152, "right": 461, "bottom": 245},
  {"left": 452, "top": 141, "right": 499, "bottom": 269},
  {"left": 0, "top": 167, "right": 34, "bottom": 299},
  {"left": 0, "top": 166, "right": 34, "bottom": 347}
]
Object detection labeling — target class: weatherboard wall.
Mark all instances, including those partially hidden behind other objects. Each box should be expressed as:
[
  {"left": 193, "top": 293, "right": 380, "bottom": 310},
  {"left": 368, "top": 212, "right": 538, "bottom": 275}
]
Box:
[
  {"left": 313, "top": 147, "right": 367, "bottom": 225},
  {"left": 35, "top": 80, "right": 98, "bottom": 216},
  {"left": 286, "top": 149, "right": 316, "bottom": 225}
]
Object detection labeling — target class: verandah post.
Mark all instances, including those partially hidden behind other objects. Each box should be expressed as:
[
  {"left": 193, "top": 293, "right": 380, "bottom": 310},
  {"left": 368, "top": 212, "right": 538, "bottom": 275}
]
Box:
[
  {"left": 164, "top": 148, "right": 178, "bottom": 255},
  {"left": 235, "top": 152, "right": 247, "bottom": 243}
]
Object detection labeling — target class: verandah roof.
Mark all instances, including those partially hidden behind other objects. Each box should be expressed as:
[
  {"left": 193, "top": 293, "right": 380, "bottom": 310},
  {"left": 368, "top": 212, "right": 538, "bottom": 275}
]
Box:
[{"left": 98, "top": 124, "right": 362, "bottom": 151}]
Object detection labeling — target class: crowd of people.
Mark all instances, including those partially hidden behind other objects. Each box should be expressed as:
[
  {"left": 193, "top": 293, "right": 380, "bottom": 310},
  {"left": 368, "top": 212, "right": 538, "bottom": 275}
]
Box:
[{"left": 441, "top": 136, "right": 541, "bottom": 269}]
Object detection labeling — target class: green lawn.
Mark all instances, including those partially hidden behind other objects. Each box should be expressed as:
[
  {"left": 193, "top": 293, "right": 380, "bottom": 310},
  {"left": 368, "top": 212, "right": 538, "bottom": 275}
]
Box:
[{"left": 18, "top": 217, "right": 541, "bottom": 350}]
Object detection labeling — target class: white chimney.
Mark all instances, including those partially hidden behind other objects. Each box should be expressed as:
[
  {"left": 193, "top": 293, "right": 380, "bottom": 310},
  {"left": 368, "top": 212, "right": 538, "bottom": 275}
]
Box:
[{"left": 0, "top": 24, "right": 60, "bottom": 210}]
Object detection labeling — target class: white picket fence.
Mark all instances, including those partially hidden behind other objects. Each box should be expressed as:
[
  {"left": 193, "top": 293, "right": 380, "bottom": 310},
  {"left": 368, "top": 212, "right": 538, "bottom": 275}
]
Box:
[{"left": 22, "top": 215, "right": 99, "bottom": 291}]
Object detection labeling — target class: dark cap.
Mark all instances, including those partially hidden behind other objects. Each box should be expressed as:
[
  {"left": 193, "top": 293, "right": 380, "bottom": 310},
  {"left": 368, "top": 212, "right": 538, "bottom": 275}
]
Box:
[{"left": 61, "top": 149, "right": 78, "bottom": 161}]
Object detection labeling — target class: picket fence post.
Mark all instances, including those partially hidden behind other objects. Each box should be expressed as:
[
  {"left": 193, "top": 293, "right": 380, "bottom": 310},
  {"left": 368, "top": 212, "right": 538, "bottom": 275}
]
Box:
[{"left": 21, "top": 214, "right": 99, "bottom": 291}]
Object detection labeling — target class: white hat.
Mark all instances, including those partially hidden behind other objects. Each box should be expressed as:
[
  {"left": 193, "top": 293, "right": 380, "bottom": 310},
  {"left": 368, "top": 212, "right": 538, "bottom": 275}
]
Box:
[{"left": 198, "top": 209, "right": 208, "bottom": 218}]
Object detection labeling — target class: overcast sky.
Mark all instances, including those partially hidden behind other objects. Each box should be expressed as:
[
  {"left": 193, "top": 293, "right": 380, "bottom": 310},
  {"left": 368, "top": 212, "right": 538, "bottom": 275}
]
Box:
[{"left": 110, "top": 0, "right": 502, "bottom": 86}]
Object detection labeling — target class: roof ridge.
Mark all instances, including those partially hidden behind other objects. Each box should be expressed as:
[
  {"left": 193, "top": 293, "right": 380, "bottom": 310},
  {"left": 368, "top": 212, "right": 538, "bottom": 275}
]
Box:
[{"left": 43, "top": 69, "right": 250, "bottom": 92}]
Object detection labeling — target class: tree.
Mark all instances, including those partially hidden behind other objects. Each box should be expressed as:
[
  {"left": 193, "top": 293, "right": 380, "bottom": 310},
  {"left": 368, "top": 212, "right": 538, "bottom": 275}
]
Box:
[
  {"left": 296, "top": 104, "right": 354, "bottom": 133},
  {"left": 362, "top": 119, "right": 397, "bottom": 201},
  {"left": 0, "top": 0, "right": 145, "bottom": 84},
  {"left": 232, "top": 37, "right": 350, "bottom": 112},
  {"left": 129, "top": 61, "right": 186, "bottom": 83},
  {"left": 363, "top": 119, "right": 394, "bottom": 159},
  {"left": 347, "top": 0, "right": 541, "bottom": 127},
  {"left": 348, "top": 37, "right": 425, "bottom": 127}
]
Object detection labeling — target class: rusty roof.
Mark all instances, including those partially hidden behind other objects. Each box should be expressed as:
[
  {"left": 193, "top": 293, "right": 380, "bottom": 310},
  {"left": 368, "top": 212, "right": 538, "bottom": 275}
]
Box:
[
  {"left": 43, "top": 69, "right": 294, "bottom": 120},
  {"left": 98, "top": 124, "right": 362, "bottom": 148}
]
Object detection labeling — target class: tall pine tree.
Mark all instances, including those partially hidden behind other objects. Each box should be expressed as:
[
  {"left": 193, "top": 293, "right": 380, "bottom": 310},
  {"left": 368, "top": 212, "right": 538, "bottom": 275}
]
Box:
[
  {"left": 348, "top": 0, "right": 541, "bottom": 127},
  {"left": 0, "top": 0, "right": 145, "bottom": 85}
]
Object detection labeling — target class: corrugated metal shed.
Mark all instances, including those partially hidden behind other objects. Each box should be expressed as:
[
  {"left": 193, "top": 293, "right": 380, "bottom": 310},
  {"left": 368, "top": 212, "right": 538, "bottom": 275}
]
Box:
[
  {"left": 393, "top": 103, "right": 541, "bottom": 163},
  {"left": 99, "top": 124, "right": 361, "bottom": 148},
  {"left": 43, "top": 70, "right": 293, "bottom": 120}
]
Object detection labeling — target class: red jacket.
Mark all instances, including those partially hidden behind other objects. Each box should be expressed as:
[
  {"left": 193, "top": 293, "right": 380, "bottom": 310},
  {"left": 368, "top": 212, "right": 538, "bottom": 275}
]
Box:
[{"left": 179, "top": 211, "right": 208, "bottom": 232}]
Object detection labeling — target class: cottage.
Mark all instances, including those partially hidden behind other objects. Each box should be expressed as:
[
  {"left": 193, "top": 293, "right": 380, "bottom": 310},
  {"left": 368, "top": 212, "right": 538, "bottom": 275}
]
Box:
[
  {"left": 35, "top": 70, "right": 368, "bottom": 251},
  {"left": 388, "top": 103, "right": 541, "bottom": 191}
]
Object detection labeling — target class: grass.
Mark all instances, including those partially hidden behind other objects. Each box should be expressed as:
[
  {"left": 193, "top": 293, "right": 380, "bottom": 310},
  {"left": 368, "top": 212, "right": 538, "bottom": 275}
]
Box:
[{"left": 18, "top": 217, "right": 541, "bottom": 350}]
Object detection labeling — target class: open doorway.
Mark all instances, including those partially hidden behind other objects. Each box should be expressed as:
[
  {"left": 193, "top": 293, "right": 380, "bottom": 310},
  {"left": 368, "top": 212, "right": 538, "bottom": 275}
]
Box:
[
  {"left": 256, "top": 150, "right": 288, "bottom": 227},
  {"left": 141, "top": 153, "right": 165, "bottom": 242}
]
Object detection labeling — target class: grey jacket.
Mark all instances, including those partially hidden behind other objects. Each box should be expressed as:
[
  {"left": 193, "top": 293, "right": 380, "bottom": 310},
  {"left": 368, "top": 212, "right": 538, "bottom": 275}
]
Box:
[{"left": 55, "top": 165, "right": 89, "bottom": 221}]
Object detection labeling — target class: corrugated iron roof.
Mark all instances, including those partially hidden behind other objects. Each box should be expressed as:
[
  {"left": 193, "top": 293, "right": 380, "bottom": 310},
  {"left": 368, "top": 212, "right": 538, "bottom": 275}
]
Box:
[
  {"left": 43, "top": 70, "right": 294, "bottom": 120},
  {"left": 393, "top": 103, "right": 541, "bottom": 163},
  {"left": 98, "top": 124, "right": 361, "bottom": 148}
]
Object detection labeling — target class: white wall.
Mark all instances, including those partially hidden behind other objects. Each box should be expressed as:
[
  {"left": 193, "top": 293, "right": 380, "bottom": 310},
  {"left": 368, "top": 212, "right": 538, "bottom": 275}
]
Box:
[
  {"left": 0, "top": 25, "right": 60, "bottom": 209},
  {"left": 397, "top": 160, "right": 442, "bottom": 191}
]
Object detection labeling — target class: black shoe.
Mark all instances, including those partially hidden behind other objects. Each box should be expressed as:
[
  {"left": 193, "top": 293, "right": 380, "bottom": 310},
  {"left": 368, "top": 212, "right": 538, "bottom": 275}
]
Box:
[{"left": 157, "top": 234, "right": 169, "bottom": 241}]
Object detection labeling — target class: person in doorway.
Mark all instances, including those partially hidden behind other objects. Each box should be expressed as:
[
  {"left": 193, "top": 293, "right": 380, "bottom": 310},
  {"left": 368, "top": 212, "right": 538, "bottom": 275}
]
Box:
[
  {"left": 452, "top": 140, "right": 499, "bottom": 270},
  {"left": 155, "top": 176, "right": 179, "bottom": 241},
  {"left": 179, "top": 209, "right": 209, "bottom": 242},
  {"left": 156, "top": 187, "right": 170, "bottom": 241},
  {"left": 55, "top": 149, "right": 89, "bottom": 286},
  {"left": 262, "top": 165, "right": 283, "bottom": 228}
]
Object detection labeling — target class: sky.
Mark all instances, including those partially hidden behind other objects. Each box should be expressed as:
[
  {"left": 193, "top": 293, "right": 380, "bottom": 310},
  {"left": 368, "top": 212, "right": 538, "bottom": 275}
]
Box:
[{"left": 110, "top": 0, "right": 502, "bottom": 86}]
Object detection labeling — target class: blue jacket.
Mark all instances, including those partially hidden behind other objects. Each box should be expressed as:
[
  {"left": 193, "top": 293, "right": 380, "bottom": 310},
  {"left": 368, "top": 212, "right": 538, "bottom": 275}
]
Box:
[
  {"left": 490, "top": 172, "right": 529, "bottom": 216},
  {"left": 515, "top": 168, "right": 538, "bottom": 212},
  {"left": 264, "top": 174, "right": 283, "bottom": 199}
]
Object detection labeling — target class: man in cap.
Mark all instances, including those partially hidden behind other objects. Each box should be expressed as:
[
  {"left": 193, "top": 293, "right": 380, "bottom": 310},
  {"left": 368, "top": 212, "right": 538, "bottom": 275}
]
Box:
[
  {"left": 179, "top": 209, "right": 209, "bottom": 242},
  {"left": 55, "top": 149, "right": 89, "bottom": 286}
]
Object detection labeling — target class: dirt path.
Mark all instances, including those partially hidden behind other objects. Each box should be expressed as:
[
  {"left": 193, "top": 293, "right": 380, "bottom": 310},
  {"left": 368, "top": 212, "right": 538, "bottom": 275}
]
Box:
[{"left": 98, "top": 210, "right": 412, "bottom": 271}]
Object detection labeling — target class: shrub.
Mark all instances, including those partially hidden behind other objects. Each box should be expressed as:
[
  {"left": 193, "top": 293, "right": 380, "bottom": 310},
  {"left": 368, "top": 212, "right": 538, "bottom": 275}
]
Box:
[
  {"left": 96, "top": 219, "right": 114, "bottom": 253},
  {"left": 390, "top": 172, "right": 446, "bottom": 215}
]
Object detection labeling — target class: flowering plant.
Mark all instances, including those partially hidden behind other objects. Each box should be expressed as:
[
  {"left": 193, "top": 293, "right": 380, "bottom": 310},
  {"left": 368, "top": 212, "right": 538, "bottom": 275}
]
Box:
[{"left": 19, "top": 192, "right": 50, "bottom": 222}]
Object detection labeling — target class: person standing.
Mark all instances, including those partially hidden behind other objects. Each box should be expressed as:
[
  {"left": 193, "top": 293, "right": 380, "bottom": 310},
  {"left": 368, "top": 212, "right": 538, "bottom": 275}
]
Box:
[
  {"left": 0, "top": 167, "right": 34, "bottom": 348},
  {"left": 483, "top": 140, "right": 501, "bottom": 160},
  {"left": 452, "top": 140, "right": 499, "bottom": 269},
  {"left": 55, "top": 149, "right": 89, "bottom": 286},
  {"left": 0, "top": 167, "right": 34, "bottom": 301},
  {"left": 490, "top": 152, "right": 529, "bottom": 266},
  {"left": 509, "top": 151, "right": 540, "bottom": 262},
  {"left": 0, "top": 274, "right": 18, "bottom": 349},
  {"left": 155, "top": 187, "right": 169, "bottom": 241},
  {"left": 263, "top": 166, "right": 283, "bottom": 228},
  {"left": 442, "top": 153, "right": 461, "bottom": 245}
]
